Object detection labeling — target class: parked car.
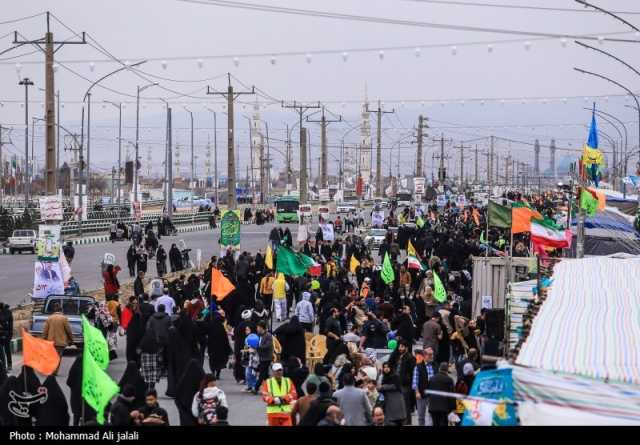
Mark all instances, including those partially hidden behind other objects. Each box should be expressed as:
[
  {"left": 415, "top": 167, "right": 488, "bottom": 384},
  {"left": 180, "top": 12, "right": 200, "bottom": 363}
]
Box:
[
  {"left": 8, "top": 229, "right": 36, "bottom": 254},
  {"left": 336, "top": 203, "right": 356, "bottom": 214},
  {"left": 364, "top": 228, "right": 388, "bottom": 249},
  {"left": 30, "top": 294, "right": 96, "bottom": 347}
]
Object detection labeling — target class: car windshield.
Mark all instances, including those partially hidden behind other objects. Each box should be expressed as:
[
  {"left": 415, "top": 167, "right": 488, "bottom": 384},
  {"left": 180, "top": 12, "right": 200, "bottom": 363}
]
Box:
[
  {"left": 276, "top": 200, "right": 299, "bottom": 213},
  {"left": 370, "top": 229, "right": 387, "bottom": 237},
  {"left": 46, "top": 298, "right": 93, "bottom": 315},
  {"left": 13, "top": 230, "right": 33, "bottom": 237}
]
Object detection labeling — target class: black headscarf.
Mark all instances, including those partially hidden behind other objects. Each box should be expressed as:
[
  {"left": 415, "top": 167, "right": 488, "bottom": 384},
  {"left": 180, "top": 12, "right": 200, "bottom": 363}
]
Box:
[
  {"left": 118, "top": 361, "right": 146, "bottom": 408},
  {"left": 35, "top": 375, "right": 70, "bottom": 426},
  {"left": 174, "top": 359, "right": 205, "bottom": 426}
]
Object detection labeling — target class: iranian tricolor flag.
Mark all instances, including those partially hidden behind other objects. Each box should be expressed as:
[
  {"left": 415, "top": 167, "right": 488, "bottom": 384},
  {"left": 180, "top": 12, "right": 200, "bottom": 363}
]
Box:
[
  {"left": 407, "top": 240, "right": 424, "bottom": 271},
  {"left": 308, "top": 260, "right": 322, "bottom": 277},
  {"left": 530, "top": 218, "right": 571, "bottom": 249}
]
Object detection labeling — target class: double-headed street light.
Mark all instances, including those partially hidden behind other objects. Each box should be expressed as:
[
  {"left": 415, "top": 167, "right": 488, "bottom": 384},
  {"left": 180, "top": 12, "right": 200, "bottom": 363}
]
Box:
[
  {"left": 134, "top": 80, "right": 158, "bottom": 207},
  {"left": 104, "top": 100, "right": 123, "bottom": 207},
  {"left": 83, "top": 60, "right": 147, "bottom": 200}
]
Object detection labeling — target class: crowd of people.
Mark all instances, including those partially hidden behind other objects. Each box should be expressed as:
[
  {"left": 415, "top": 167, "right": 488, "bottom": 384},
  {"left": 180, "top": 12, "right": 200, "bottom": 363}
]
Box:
[{"left": 0, "top": 190, "right": 568, "bottom": 427}]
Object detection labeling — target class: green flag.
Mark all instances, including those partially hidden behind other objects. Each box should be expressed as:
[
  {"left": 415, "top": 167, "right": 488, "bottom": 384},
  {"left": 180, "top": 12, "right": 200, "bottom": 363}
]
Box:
[
  {"left": 276, "top": 246, "right": 315, "bottom": 277},
  {"left": 488, "top": 201, "right": 512, "bottom": 228},
  {"left": 82, "top": 315, "right": 109, "bottom": 370},
  {"left": 432, "top": 270, "right": 447, "bottom": 303},
  {"left": 219, "top": 210, "right": 241, "bottom": 248},
  {"left": 480, "top": 230, "right": 486, "bottom": 244},
  {"left": 416, "top": 215, "right": 425, "bottom": 228},
  {"left": 82, "top": 351, "right": 119, "bottom": 425},
  {"left": 580, "top": 189, "right": 598, "bottom": 216},
  {"left": 381, "top": 252, "right": 395, "bottom": 285}
]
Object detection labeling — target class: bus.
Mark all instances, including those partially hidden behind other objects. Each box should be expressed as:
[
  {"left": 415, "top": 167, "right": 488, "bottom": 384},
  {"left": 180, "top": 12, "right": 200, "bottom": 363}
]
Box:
[{"left": 275, "top": 196, "right": 300, "bottom": 223}]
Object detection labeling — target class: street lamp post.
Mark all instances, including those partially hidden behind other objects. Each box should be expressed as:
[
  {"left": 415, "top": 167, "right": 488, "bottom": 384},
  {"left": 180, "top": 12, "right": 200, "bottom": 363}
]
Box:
[
  {"left": 105, "top": 101, "right": 122, "bottom": 208},
  {"left": 205, "top": 107, "right": 220, "bottom": 206},
  {"left": 183, "top": 106, "right": 194, "bottom": 210},
  {"left": 134, "top": 81, "right": 158, "bottom": 211},
  {"left": 19, "top": 77, "right": 34, "bottom": 204},
  {"left": 574, "top": 68, "right": 640, "bottom": 178}
]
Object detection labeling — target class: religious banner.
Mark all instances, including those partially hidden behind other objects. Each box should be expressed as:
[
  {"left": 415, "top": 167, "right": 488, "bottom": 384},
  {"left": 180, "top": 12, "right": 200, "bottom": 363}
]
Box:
[
  {"left": 320, "top": 223, "right": 334, "bottom": 241},
  {"left": 436, "top": 194, "right": 447, "bottom": 207},
  {"left": 33, "top": 261, "right": 64, "bottom": 300},
  {"left": 38, "top": 196, "right": 63, "bottom": 221},
  {"left": 219, "top": 210, "right": 241, "bottom": 249},
  {"left": 371, "top": 211, "right": 385, "bottom": 227},
  {"left": 36, "top": 225, "right": 61, "bottom": 262},
  {"left": 297, "top": 224, "right": 309, "bottom": 243}
]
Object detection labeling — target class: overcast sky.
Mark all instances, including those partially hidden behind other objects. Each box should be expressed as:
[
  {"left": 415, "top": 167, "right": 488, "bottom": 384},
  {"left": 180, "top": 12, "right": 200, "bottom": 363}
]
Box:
[{"left": 1, "top": 0, "right": 639, "bottom": 180}]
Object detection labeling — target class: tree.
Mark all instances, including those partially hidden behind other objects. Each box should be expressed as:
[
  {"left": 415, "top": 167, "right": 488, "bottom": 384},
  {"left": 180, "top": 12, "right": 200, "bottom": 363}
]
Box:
[{"left": 0, "top": 208, "right": 15, "bottom": 241}]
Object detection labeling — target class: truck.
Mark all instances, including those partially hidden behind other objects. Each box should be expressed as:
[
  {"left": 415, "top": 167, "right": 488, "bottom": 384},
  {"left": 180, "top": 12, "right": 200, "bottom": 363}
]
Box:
[
  {"left": 30, "top": 294, "right": 96, "bottom": 348},
  {"left": 8, "top": 229, "right": 36, "bottom": 254}
]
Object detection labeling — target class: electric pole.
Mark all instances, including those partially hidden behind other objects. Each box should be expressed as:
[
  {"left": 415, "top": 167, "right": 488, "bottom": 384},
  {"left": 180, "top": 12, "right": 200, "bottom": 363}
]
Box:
[
  {"left": 455, "top": 143, "right": 470, "bottom": 189},
  {"left": 307, "top": 106, "right": 341, "bottom": 190},
  {"left": 415, "top": 115, "right": 430, "bottom": 177},
  {"left": 534, "top": 139, "right": 540, "bottom": 176},
  {"left": 366, "top": 100, "right": 394, "bottom": 195},
  {"left": 489, "top": 135, "right": 494, "bottom": 196},
  {"left": 432, "top": 134, "right": 452, "bottom": 184},
  {"left": 207, "top": 73, "right": 255, "bottom": 210},
  {"left": 474, "top": 144, "right": 479, "bottom": 184},
  {"left": 13, "top": 12, "right": 86, "bottom": 195},
  {"left": 282, "top": 100, "right": 321, "bottom": 204}
]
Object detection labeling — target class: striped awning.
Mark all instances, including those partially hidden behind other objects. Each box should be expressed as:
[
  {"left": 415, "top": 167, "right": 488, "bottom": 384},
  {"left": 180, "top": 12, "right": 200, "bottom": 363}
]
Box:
[
  {"left": 516, "top": 257, "right": 640, "bottom": 385},
  {"left": 511, "top": 365, "right": 640, "bottom": 424}
]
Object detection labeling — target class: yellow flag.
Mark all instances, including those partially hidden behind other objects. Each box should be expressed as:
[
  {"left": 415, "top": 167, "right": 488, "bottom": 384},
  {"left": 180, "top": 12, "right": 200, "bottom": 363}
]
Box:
[
  {"left": 265, "top": 244, "right": 273, "bottom": 270},
  {"left": 349, "top": 255, "right": 360, "bottom": 274},
  {"left": 407, "top": 240, "right": 417, "bottom": 257},
  {"left": 582, "top": 145, "right": 604, "bottom": 166}
]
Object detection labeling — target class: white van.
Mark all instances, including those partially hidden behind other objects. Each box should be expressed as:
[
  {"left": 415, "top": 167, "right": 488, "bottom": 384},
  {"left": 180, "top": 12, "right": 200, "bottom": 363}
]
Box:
[
  {"left": 318, "top": 206, "right": 331, "bottom": 222},
  {"left": 298, "top": 204, "right": 313, "bottom": 223}
]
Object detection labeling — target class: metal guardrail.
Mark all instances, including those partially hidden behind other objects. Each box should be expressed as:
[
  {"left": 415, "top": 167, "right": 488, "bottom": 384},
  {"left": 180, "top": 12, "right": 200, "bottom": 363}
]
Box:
[{"left": 60, "top": 211, "right": 211, "bottom": 236}]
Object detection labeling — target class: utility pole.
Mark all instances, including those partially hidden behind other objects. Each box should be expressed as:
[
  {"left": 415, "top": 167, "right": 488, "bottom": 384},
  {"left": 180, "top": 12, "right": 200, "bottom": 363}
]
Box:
[
  {"left": 207, "top": 74, "right": 255, "bottom": 210},
  {"left": 19, "top": 78, "right": 34, "bottom": 203},
  {"left": 307, "top": 106, "right": 341, "bottom": 190},
  {"left": 282, "top": 100, "right": 321, "bottom": 204},
  {"left": 415, "top": 115, "right": 430, "bottom": 177},
  {"left": 505, "top": 155, "right": 511, "bottom": 188},
  {"left": 366, "top": 100, "right": 394, "bottom": 195},
  {"left": 167, "top": 106, "right": 173, "bottom": 218},
  {"left": 285, "top": 124, "right": 292, "bottom": 194},
  {"left": 13, "top": 12, "right": 86, "bottom": 195},
  {"left": 534, "top": 139, "right": 540, "bottom": 176},
  {"left": 183, "top": 107, "right": 194, "bottom": 209},
  {"left": 489, "top": 135, "right": 494, "bottom": 196},
  {"left": 474, "top": 145, "right": 479, "bottom": 184},
  {"left": 550, "top": 138, "right": 557, "bottom": 181},
  {"left": 432, "top": 134, "right": 451, "bottom": 184},
  {"left": 56, "top": 90, "right": 60, "bottom": 191},
  {"left": 455, "top": 143, "right": 470, "bottom": 189}
]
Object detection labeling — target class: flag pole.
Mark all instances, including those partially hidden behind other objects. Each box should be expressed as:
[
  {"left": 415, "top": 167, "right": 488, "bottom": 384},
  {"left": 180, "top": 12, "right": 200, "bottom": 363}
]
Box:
[{"left": 485, "top": 202, "right": 490, "bottom": 257}]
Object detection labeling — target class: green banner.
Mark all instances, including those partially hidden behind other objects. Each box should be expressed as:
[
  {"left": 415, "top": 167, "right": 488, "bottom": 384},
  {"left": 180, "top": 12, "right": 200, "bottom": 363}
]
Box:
[
  {"left": 82, "top": 350, "right": 119, "bottom": 425},
  {"left": 82, "top": 315, "right": 109, "bottom": 370},
  {"left": 220, "top": 210, "right": 241, "bottom": 248}
]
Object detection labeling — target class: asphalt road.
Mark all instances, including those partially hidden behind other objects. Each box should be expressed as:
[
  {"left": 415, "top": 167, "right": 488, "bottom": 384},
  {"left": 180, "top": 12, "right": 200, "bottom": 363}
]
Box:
[{"left": 0, "top": 223, "right": 292, "bottom": 308}]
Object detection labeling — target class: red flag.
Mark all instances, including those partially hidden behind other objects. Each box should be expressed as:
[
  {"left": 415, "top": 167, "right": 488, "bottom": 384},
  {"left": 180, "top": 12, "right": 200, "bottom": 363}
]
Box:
[
  {"left": 211, "top": 268, "right": 236, "bottom": 301},
  {"left": 22, "top": 329, "right": 61, "bottom": 376}
]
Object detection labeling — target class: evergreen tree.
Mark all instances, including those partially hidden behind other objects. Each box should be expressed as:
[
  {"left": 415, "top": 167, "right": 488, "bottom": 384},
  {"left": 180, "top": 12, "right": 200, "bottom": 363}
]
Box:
[{"left": 0, "top": 208, "right": 15, "bottom": 240}]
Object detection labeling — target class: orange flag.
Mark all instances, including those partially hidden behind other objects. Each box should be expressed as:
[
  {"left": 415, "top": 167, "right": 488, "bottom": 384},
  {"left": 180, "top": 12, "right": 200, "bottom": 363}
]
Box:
[
  {"left": 472, "top": 208, "right": 480, "bottom": 226},
  {"left": 22, "top": 329, "right": 60, "bottom": 376},
  {"left": 511, "top": 207, "right": 543, "bottom": 234},
  {"left": 211, "top": 267, "right": 236, "bottom": 301}
]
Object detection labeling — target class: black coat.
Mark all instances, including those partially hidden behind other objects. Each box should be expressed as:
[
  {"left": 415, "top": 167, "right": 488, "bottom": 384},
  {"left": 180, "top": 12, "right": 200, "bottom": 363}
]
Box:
[
  {"left": 427, "top": 371, "right": 456, "bottom": 413},
  {"left": 274, "top": 317, "right": 306, "bottom": 362},
  {"left": 388, "top": 350, "right": 416, "bottom": 388},
  {"left": 175, "top": 359, "right": 205, "bottom": 426},
  {"left": 66, "top": 354, "right": 97, "bottom": 423},
  {"left": 35, "top": 376, "right": 69, "bottom": 426},
  {"left": 125, "top": 312, "right": 145, "bottom": 364},
  {"left": 391, "top": 313, "right": 416, "bottom": 344},
  {"left": 206, "top": 316, "right": 232, "bottom": 370},
  {"left": 118, "top": 361, "right": 146, "bottom": 408},
  {"left": 109, "top": 395, "right": 136, "bottom": 426},
  {"left": 134, "top": 277, "right": 145, "bottom": 298}
]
